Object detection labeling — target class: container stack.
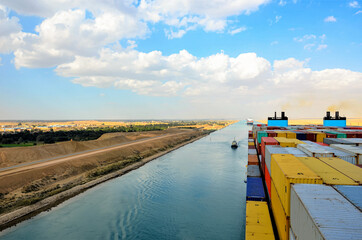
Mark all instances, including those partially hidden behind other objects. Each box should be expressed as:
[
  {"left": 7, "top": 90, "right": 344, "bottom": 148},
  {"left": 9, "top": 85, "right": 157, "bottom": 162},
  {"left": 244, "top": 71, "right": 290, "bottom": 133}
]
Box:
[
  {"left": 246, "top": 121, "right": 362, "bottom": 240},
  {"left": 245, "top": 124, "right": 275, "bottom": 240}
]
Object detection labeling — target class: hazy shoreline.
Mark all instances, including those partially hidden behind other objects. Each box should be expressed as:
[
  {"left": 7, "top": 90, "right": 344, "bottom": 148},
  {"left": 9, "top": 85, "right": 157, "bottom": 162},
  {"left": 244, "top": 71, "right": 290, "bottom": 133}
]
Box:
[{"left": 0, "top": 133, "right": 210, "bottom": 231}]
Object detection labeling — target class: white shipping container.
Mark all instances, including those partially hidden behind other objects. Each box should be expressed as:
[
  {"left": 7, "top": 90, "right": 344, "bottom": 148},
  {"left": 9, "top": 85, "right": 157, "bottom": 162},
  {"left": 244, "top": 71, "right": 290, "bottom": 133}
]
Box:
[
  {"left": 290, "top": 184, "right": 362, "bottom": 240},
  {"left": 265, "top": 145, "right": 288, "bottom": 173},
  {"left": 284, "top": 147, "right": 308, "bottom": 157},
  {"left": 330, "top": 144, "right": 362, "bottom": 165},
  {"left": 323, "top": 146, "right": 356, "bottom": 164},
  {"left": 340, "top": 138, "right": 362, "bottom": 146},
  {"left": 297, "top": 144, "right": 334, "bottom": 158}
]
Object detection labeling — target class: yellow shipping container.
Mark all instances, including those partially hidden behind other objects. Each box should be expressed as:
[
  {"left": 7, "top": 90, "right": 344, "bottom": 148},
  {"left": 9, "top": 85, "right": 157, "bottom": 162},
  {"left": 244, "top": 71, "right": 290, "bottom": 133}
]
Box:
[
  {"left": 275, "top": 131, "right": 287, "bottom": 138},
  {"left": 271, "top": 181, "right": 289, "bottom": 240},
  {"left": 271, "top": 154, "right": 323, "bottom": 216},
  {"left": 246, "top": 201, "right": 275, "bottom": 240},
  {"left": 285, "top": 131, "right": 296, "bottom": 139},
  {"left": 274, "top": 137, "right": 295, "bottom": 147},
  {"left": 297, "top": 157, "right": 358, "bottom": 185},
  {"left": 248, "top": 142, "right": 255, "bottom": 146},
  {"left": 312, "top": 131, "right": 326, "bottom": 143},
  {"left": 318, "top": 157, "right": 362, "bottom": 184}
]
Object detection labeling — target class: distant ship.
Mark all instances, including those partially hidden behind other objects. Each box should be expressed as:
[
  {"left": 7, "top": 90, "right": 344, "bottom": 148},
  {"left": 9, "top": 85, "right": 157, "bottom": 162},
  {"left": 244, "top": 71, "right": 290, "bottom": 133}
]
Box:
[
  {"left": 246, "top": 118, "right": 254, "bottom": 125},
  {"left": 231, "top": 140, "right": 238, "bottom": 149}
]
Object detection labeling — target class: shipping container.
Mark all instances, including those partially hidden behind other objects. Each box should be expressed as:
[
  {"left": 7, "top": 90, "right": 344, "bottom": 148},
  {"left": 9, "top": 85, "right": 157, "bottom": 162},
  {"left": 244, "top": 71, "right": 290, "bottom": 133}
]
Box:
[
  {"left": 246, "top": 177, "right": 266, "bottom": 201},
  {"left": 325, "top": 130, "right": 347, "bottom": 138},
  {"left": 266, "top": 130, "right": 277, "bottom": 137},
  {"left": 283, "top": 147, "right": 307, "bottom": 157},
  {"left": 265, "top": 165, "right": 271, "bottom": 198},
  {"left": 312, "top": 131, "right": 325, "bottom": 141},
  {"left": 245, "top": 201, "right": 275, "bottom": 240},
  {"left": 333, "top": 185, "right": 362, "bottom": 211},
  {"left": 248, "top": 138, "right": 254, "bottom": 142},
  {"left": 295, "top": 132, "right": 307, "bottom": 140},
  {"left": 248, "top": 149, "right": 257, "bottom": 155},
  {"left": 323, "top": 138, "right": 352, "bottom": 145},
  {"left": 265, "top": 146, "right": 288, "bottom": 174},
  {"left": 274, "top": 137, "right": 295, "bottom": 147},
  {"left": 271, "top": 180, "right": 289, "bottom": 240},
  {"left": 261, "top": 137, "right": 279, "bottom": 159},
  {"left": 248, "top": 145, "right": 256, "bottom": 149},
  {"left": 318, "top": 157, "right": 362, "bottom": 184},
  {"left": 330, "top": 144, "right": 362, "bottom": 164},
  {"left": 247, "top": 165, "right": 261, "bottom": 177},
  {"left": 306, "top": 132, "right": 318, "bottom": 142},
  {"left": 285, "top": 131, "right": 297, "bottom": 139},
  {"left": 297, "top": 144, "right": 334, "bottom": 158},
  {"left": 275, "top": 130, "right": 287, "bottom": 138},
  {"left": 248, "top": 155, "right": 259, "bottom": 165},
  {"left": 290, "top": 184, "right": 362, "bottom": 240},
  {"left": 248, "top": 141, "right": 255, "bottom": 146},
  {"left": 297, "top": 157, "right": 357, "bottom": 185},
  {"left": 340, "top": 138, "right": 362, "bottom": 146},
  {"left": 257, "top": 131, "right": 268, "bottom": 144},
  {"left": 323, "top": 146, "right": 357, "bottom": 164},
  {"left": 271, "top": 154, "right": 322, "bottom": 216}
]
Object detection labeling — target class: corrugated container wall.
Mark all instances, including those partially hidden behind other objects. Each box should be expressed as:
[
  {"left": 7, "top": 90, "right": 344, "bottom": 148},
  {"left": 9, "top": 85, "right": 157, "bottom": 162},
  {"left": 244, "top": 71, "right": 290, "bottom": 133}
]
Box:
[
  {"left": 318, "top": 157, "right": 362, "bottom": 184},
  {"left": 265, "top": 146, "right": 288, "bottom": 174},
  {"left": 247, "top": 165, "right": 261, "bottom": 177},
  {"left": 271, "top": 180, "right": 289, "bottom": 240},
  {"left": 246, "top": 177, "right": 266, "bottom": 201},
  {"left": 271, "top": 154, "right": 323, "bottom": 216},
  {"left": 245, "top": 201, "right": 275, "bottom": 240},
  {"left": 297, "top": 157, "right": 358, "bottom": 185},
  {"left": 333, "top": 185, "right": 362, "bottom": 211},
  {"left": 290, "top": 184, "right": 362, "bottom": 240}
]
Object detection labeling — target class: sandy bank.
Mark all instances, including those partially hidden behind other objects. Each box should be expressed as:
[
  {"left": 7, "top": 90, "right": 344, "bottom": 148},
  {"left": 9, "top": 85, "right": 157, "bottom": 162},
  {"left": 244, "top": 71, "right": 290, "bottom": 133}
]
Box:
[{"left": 0, "top": 133, "right": 209, "bottom": 231}]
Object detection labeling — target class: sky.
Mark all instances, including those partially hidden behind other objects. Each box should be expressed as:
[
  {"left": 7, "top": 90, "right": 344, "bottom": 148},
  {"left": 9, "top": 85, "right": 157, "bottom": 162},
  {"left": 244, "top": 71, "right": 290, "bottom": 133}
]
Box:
[{"left": 0, "top": 0, "right": 361, "bottom": 120}]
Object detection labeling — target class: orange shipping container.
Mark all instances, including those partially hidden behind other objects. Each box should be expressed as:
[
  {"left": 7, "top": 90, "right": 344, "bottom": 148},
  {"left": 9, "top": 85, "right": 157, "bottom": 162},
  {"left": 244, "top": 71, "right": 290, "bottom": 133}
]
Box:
[{"left": 248, "top": 155, "right": 259, "bottom": 165}]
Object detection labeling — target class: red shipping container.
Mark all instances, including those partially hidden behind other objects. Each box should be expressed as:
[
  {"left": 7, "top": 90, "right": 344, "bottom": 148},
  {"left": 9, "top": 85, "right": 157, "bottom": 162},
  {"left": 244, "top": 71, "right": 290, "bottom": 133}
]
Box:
[
  {"left": 261, "top": 137, "right": 279, "bottom": 159},
  {"left": 306, "top": 132, "right": 317, "bottom": 142},
  {"left": 248, "top": 155, "right": 259, "bottom": 165},
  {"left": 316, "top": 142, "right": 329, "bottom": 146},
  {"left": 325, "top": 133, "right": 337, "bottom": 138},
  {"left": 265, "top": 166, "right": 271, "bottom": 199},
  {"left": 266, "top": 130, "right": 277, "bottom": 137},
  {"left": 248, "top": 145, "right": 256, "bottom": 149},
  {"left": 261, "top": 155, "right": 265, "bottom": 174}
]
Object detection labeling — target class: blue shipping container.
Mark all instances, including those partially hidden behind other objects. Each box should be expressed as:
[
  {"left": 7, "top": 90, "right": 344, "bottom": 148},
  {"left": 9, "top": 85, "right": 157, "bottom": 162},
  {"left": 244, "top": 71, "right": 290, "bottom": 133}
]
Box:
[
  {"left": 246, "top": 177, "right": 266, "bottom": 201},
  {"left": 296, "top": 132, "right": 307, "bottom": 140},
  {"left": 334, "top": 185, "right": 362, "bottom": 211}
]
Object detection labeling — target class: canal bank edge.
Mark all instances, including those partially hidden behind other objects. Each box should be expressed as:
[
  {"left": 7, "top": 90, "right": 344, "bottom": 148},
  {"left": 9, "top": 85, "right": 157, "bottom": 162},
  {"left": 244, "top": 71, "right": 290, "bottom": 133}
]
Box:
[{"left": 0, "top": 132, "right": 211, "bottom": 231}]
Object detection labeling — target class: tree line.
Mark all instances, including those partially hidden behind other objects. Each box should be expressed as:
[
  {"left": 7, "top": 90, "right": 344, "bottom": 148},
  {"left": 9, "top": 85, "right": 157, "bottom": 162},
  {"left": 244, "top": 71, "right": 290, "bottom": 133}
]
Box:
[{"left": 0, "top": 125, "right": 170, "bottom": 145}]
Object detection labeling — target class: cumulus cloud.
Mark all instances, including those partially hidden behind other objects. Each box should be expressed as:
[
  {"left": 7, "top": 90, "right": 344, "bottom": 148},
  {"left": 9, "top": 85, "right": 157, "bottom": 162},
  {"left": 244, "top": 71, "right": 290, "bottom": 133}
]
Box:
[
  {"left": 349, "top": 1, "right": 360, "bottom": 8},
  {"left": 324, "top": 16, "right": 337, "bottom": 22}
]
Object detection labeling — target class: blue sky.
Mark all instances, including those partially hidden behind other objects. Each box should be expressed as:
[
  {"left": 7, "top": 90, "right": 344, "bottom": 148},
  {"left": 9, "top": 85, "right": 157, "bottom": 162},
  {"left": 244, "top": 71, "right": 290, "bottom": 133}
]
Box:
[{"left": 0, "top": 0, "right": 361, "bottom": 120}]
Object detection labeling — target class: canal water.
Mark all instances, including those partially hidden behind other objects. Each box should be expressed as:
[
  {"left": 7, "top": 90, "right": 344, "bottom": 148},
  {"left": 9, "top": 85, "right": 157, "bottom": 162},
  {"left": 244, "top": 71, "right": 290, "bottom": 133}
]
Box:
[{"left": 0, "top": 121, "right": 249, "bottom": 240}]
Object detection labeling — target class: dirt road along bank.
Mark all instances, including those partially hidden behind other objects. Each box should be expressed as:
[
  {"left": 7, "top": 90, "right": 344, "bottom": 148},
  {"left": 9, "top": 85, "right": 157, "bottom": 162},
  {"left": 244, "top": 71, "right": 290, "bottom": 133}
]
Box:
[{"left": 0, "top": 128, "right": 211, "bottom": 230}]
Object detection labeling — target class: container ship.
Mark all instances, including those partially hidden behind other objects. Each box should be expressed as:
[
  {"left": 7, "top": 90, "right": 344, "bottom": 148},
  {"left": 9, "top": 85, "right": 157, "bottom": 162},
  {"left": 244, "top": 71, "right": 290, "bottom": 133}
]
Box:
[
  {"left": 246, "top": 118, "right": 254, "bottom": 125},
  {"left": 245, "top": 111, "right": 362, "bottom": 240}
]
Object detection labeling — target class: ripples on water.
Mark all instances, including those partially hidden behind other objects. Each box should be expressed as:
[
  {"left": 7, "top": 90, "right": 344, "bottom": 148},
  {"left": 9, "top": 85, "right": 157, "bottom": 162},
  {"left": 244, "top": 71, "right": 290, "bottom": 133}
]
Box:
[{"left": 0, "top": 121, "right": 249, "bottom": 240}]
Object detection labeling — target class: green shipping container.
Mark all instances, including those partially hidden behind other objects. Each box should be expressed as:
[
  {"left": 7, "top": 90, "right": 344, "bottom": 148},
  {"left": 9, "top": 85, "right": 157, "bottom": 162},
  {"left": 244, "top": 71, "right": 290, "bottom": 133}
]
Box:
[{"left": 257, "top": 131, "right": 268, "bottom": 144}]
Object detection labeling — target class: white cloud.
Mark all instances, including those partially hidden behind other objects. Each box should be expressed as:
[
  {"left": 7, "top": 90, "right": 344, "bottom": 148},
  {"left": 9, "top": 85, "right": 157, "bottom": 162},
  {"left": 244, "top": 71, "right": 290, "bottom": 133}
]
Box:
[
  {"left": 270, "top": 41, "right": 279, "bottom": 45},
  {"left": 165, "top": 29, "right": 187, "bottom": 39},
  {"left": 294, "top": 34, "right": 316, "bottom": 42},
  {"left": 279, "top": 0, "right": 287, "bottom": 6},
  {"left": 356, "top": 10, "right": 362, "bottom": 14},
  {"left": 13, "top": 9, "right": 148, "bottom": 68},
  {"left": 294, "top": 34, "right": 327, "bottom": 51},
  {"left": 317, "top": 44, "right": 327, "bottom": 50},
  {"left": 324, "top": 16, "right": 337, "bottom": 22},
  {"left": 228, "top": 27, "right": 247, "bottom": 35},
  {"left": 349, "top": 1, "right": 360, "bottom": 8},
  {"left": 53, "top": 48, "right": 362, "bottom": 113},
  {"left": 275, "top": 15, "right": 282, "bottom": 23}
]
